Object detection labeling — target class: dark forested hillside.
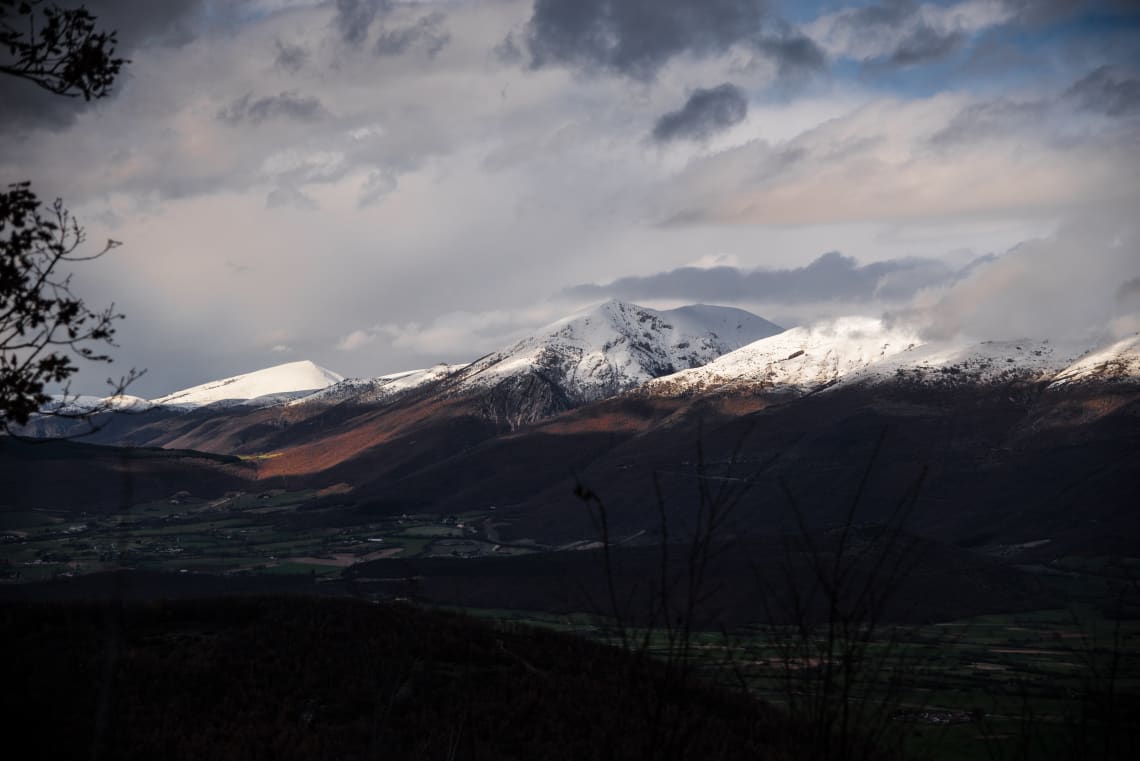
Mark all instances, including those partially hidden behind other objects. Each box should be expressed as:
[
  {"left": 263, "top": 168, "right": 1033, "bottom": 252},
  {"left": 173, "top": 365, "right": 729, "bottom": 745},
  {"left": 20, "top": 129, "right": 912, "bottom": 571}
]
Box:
[{"left": 0, "top": 597, "right": 807, "bottom": 761}]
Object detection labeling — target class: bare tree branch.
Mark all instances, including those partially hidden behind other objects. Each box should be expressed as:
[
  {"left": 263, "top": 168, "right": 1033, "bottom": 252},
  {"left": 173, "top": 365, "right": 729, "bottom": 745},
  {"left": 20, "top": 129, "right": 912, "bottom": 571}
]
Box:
[
  {"left": 1, "top": 182, "right": 137, "bottom": 429},
  {"left": 0, "top": 0, "right": 125, "bottom": 100}
]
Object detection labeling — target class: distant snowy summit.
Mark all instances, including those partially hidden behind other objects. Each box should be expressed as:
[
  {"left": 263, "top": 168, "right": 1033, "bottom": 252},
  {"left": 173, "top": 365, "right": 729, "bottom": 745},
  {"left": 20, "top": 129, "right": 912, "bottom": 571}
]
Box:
[
  {"left": 41, "top": 393, "right": 155, "bottom": 417},
  {"left": 40, "top": 360, "right": 344, "bottom": 416},
  {"left": 151, "top": 360, "right": 343, "bottom": 408},
  {"left": 457, "top": 299, "right": 782, "bottom": 393},
  {"left": 441, "top": 299, "right": 784, "bottom": 425},
  {"left": 646, "top": 317, "right": 1140, "bottom": 398}
]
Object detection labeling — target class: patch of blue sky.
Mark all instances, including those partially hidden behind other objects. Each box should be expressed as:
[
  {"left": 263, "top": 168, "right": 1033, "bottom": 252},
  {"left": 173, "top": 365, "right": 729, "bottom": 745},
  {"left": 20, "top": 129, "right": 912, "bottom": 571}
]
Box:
[{"left": 811, "top": 3, "right": 1139, "bottom": 102}]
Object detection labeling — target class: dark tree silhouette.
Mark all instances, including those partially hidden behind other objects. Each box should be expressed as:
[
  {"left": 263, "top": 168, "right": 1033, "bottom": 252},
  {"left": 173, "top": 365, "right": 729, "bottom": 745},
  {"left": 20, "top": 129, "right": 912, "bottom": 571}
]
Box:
[
  {"left": 1, "top": 1, "right": 133, "bottom": 428},
  {"left": 1, "top": 0, "right": 124, "bottom": 98},
  {"left": 0, "top": 183, "right": 131, "bottom": 425}
]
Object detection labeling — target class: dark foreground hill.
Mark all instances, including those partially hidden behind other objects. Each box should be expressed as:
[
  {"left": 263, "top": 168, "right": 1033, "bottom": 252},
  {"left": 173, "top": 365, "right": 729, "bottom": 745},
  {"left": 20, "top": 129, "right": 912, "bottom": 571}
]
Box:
[
  {"left": 0, "top": 597, "right": 809, "bottom": 761},
  {"left": 0, "top": 437, "right": 251, "bottom": 513}
]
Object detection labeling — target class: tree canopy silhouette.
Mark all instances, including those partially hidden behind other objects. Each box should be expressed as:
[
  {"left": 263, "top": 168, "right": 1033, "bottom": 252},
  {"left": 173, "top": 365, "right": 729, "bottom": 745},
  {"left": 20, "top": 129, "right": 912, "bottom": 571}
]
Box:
[
  {"left": 1, "top": 0, "right": 131, "bottom": 428},
  {"left": 1, "top": 0, "right": 124, "bottom": 98}
]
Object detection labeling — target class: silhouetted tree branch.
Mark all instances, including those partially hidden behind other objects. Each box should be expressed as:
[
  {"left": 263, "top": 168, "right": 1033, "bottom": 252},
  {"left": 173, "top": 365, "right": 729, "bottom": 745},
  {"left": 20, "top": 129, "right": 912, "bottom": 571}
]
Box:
[
  {"left": 0, "top": 182, "right": 137, "bottom": 427},
  {"left": 1, "top": 0, "right": 125, "bottom": 99},
  {"left": 1, "top": 2, "right": 136, "bottom": 431}
]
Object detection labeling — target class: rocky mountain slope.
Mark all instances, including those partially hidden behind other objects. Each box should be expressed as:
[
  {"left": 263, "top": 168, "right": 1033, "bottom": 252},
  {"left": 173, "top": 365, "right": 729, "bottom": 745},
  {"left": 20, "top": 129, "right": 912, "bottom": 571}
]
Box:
[
  {"left": 287, "top": 364, "right": 468, "bottom": 408},
  {"left": 439, "top": 300, "right": 783, "bottom": 425}
]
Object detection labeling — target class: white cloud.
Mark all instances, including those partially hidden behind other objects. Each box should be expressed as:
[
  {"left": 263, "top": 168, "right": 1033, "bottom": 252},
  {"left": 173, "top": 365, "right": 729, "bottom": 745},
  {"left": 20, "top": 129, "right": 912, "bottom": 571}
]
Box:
[
  {"left": 686, "top": 253, "right": 740, "bottom": 269},
  {"left": 336, "top": 329, "right": 378, "bottom": 351},
  {"left": 657, "top": 91, "right": 1139, "bottom": 226},
  {"left": 379, "top": 303, "right": 569, "bottom": 356},
  {"left": 901, "top": 210, "right": 1140, "bottom": 342}
]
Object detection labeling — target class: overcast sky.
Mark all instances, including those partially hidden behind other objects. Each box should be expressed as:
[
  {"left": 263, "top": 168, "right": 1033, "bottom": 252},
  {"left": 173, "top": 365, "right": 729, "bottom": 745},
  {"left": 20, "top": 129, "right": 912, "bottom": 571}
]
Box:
[{"left": 3, "top": 0, "right": 1139, "bottom": 396}]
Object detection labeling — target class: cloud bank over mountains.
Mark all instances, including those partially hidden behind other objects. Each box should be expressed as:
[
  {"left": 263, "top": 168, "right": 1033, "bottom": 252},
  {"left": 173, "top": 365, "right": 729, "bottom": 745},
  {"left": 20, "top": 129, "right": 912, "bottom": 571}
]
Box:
[
  {"left": 566, "top": 252, "right": 981, "bottom": 305},
  {"left": 907, "top": 212, "right": 1140, "bottom": 343}
]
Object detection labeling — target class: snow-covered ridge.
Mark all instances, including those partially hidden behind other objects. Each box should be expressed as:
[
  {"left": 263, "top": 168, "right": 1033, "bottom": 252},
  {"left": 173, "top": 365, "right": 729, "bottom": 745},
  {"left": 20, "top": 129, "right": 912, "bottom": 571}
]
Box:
[
  {"left": 851, "top": 337, "right": 1085, "bottom": 387},
  {"left": 648, "top": 317, "right": 1140, "bottom": 398},
  {"left": 41, "top": 394, "right": 154, "bottom": 416},
  {"left": 1049, "top": 334, "right": 1140, "bottom": 387},
  {"left": 451, "top": 299, "right": 783, "bottom": 404},
  {"left": 288, "top": 363, "right": 468, "bottom": 407},
  {"left": 646, "top": 317, "right": 921, "bottom": 396},
  {"left": 35, "top": 316, "right": 1139, "bottom": 426},
  {"left": 150, "top": 360, "right": 343, "bottom": 408},
  {"left": 35, "top": 361, "right": 458, "bottom": 418}
]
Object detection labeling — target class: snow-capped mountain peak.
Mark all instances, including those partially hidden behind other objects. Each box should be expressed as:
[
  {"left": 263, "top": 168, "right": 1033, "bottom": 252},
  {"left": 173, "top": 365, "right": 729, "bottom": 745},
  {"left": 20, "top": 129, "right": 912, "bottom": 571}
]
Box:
[
  {"left": 151, "top": 360, "right": 343, "bottom": 408},
  {"left": 449, "top": 299, "right": 783, "bottom": 423}
]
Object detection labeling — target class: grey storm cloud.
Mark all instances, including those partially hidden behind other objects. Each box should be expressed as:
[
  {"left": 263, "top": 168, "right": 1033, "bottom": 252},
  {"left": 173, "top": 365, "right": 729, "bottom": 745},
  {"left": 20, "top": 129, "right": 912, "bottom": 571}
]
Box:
[
  {"left": 374, "top": 11, "right": 451, "bottom": 58},
  {"left": 335, "top": 0, "right": 391, "bottom": 47},
  {"left": 843, "top": 0, "right": 966, "bottom": 67},
  {"left": 266, "top": 185, "right": 319, "bottom": 211},
  {"left": 887, "top": 25, "right": 965, "bottom": 67},
  {"left": 756, "top": 30, "right": 827, "bottom": 75},
  {"left": 520, "top": 0, "right": 824, "bottom": 80},
  {"left": 1066, "top": 66, "right": 1140, "bottom": 117},
  {"left": 652, "top": 83, "right": 748, "bottom": 143},
  {"left": 218, "top": 92, "right": 328, "bottom": 126},
  {"left": 999, "top": 0, "right": 1084, "bottom": 25},
  {"left": 274, "top": 39, "right": 309, "bottom": 73},
  {"left": 1118, "top": 276, "right": 1140, "bottom": 303},
  {"left": 80, "top": 0, "right": 211, "bottom": 50},
  {"left": 563, "top": 251, "right": 978, "bottom": 304},
  {"left": 929, "top": 67, "right": 1137, "bottom": 150},
  {"left": 929, "top": 98, "right": 1047, "bottom": 147},
  {"left": 0, "top": 81, "right": 83, "bottom": 134}
]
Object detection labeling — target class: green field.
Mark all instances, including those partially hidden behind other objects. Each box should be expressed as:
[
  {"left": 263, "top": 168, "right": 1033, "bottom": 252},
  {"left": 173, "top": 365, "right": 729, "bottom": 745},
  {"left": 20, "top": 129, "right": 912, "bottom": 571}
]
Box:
[
  {"left": 443, "top": 602, "right": 1140, "bottom": 761},
  {"left": 0, "top": 492, "right": 498, "bottom": 580}
]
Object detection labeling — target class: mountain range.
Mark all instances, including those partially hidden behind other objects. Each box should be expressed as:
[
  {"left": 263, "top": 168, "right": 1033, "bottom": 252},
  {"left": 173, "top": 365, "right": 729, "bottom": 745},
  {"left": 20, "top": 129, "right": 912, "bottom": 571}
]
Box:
[
  {"left": 39, "top": 300, "right": 1139, "bottom": 417},
  {"left": 8, "top": 298, "right": 1140, "bottom": 613}
]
